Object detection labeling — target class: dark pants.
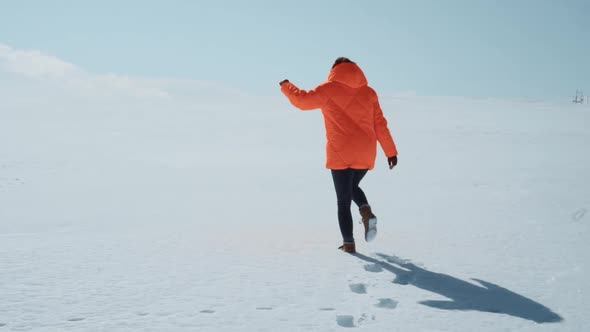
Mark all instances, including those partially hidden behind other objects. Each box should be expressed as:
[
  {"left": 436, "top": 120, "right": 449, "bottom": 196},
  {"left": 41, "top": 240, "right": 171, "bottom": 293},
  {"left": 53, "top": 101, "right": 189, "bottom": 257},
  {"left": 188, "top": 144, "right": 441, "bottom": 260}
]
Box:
[{"left": 331, "top": 169, "right": 369, "bottom": 243}]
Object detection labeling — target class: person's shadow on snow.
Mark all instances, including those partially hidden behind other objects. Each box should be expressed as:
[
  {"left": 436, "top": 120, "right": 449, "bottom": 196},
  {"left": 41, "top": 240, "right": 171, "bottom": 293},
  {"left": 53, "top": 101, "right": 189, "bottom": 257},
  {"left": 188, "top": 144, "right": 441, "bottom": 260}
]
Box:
[{"left": 352, "top": 252, "right": 563, "bottom": 324}]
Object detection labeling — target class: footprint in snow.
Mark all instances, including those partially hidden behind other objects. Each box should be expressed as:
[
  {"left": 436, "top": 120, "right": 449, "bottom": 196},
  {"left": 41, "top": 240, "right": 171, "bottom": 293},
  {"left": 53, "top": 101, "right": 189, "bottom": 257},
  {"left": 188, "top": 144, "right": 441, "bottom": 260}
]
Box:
[
  {"left": 375, "top": 298, "right": 398, "bottom": 309},
  {"left": 349, "top": 283, "right": 367, "bottom": 294},
  {"left": 336, "top": 314, "right": 374, "bottom": 328},
  {"left": 336, "top": 315, "right": 355, "bottom": 328},
  {"left": 572, "top": 208, "right": 587, "bottom": 222},
  {"left": 319, "top": 307, "right": 335, "bottom": 311},
  {"left": 392, "top": 272, "right": 415, "bottom": 285},
  {"left": 67, "top": 318, "right": 85, "bottom": 322},
  {"left": 0, "top": 323, "right": 5, "bottom": 327},
  {"left": 256, "top": 307, "right": 273, "bottom": 311},
  {"left": 364, "top": 263, "right": 383, "bottom": 273},
  {"left": 200, "top": 310, "right": 215, "bottom": 314}
]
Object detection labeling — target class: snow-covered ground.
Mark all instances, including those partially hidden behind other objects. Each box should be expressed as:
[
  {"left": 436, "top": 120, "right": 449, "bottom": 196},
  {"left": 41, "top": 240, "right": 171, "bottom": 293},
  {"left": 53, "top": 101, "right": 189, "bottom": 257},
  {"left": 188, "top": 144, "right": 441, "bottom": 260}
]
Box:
[{"left": 1, "top": 48, "right": 589, "bottom": 331}]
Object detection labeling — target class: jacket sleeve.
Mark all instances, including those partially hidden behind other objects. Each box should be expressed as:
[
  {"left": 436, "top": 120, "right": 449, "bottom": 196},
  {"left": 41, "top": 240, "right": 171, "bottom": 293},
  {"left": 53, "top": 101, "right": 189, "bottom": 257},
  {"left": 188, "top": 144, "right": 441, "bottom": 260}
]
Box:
[
  {"left": 373, "top": 93, "right": 398, "bottom": 157},
  {"left": 281, "top": 81, "right": 327, "bottom": 111}
]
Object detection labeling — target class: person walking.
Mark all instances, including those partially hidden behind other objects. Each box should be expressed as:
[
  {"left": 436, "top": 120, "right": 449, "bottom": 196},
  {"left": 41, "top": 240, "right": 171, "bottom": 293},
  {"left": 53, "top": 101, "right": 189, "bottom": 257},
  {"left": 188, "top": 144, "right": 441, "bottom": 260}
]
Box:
[{"left": 279, "top": 57, "right": 398, "bottom": 253}]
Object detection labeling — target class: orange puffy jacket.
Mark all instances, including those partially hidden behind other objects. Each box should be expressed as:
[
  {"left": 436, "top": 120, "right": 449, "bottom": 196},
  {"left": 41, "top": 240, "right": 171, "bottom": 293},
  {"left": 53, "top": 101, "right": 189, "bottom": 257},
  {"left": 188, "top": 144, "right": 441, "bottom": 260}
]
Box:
[{"left": 281, "top": 62, "right": 398, "bottom": 170}]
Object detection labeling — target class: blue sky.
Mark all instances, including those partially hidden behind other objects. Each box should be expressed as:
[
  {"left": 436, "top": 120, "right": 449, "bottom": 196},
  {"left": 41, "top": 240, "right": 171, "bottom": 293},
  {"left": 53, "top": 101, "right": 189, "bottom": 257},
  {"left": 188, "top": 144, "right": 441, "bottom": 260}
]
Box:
[{"left": 1, "top": 0, "right": 588, "bottom": 100}]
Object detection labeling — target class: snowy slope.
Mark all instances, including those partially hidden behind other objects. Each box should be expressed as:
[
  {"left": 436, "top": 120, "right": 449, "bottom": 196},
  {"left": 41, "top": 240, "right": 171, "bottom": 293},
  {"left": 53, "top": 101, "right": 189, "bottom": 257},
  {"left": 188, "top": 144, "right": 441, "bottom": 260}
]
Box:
[{"left": 1, "top": 51, "right": 590, "bottom": 331}]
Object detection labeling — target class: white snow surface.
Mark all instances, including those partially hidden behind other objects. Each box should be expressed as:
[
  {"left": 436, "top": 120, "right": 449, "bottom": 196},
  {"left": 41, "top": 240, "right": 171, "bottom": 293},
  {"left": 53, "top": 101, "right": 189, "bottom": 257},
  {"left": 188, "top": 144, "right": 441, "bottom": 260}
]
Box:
[{"left": 1, "top": 72, "right": 590, "bottom": 331}]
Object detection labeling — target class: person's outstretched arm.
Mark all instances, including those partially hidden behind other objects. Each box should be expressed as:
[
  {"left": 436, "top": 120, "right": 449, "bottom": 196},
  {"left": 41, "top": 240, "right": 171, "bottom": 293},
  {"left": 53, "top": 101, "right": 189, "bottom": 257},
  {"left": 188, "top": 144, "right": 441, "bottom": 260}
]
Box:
[
  {"left": 280, "top": 80, "right": 327, "bottom": 111},
  {"left": 373, "top": 93, "right": 398, "bottom": 169}
]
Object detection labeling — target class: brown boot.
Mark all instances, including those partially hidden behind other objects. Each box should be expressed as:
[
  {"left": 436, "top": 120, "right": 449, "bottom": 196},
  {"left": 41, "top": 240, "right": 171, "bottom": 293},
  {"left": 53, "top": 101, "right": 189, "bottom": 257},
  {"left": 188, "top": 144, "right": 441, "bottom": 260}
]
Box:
[
  {"left": 359, "top": 205, "right": 378, "bottom": 242},
  {"left": 338, "top": 242, "right": 356, "bottom": 253}
]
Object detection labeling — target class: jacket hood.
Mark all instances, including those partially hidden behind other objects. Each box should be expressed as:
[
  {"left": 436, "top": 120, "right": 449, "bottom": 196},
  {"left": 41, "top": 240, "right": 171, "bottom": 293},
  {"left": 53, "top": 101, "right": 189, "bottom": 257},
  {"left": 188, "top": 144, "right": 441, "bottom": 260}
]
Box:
[{"left": 327, "top": 63, "right": 368, "bottom": 88}]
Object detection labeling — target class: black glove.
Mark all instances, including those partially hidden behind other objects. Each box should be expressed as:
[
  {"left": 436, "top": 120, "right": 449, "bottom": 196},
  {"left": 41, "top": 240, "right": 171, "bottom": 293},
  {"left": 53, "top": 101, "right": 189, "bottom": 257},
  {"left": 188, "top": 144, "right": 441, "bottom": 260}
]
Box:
[
  {"left": 279, "top": 79, "right": 289, "bottom": 86},
  {"left": 388, "top": 155, "right": 398, "bottom": 169}
]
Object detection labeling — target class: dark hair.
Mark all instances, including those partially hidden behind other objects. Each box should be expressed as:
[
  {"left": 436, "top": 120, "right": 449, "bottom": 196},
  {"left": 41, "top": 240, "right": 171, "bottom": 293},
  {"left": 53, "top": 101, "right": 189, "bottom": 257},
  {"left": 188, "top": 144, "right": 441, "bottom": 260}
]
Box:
[{"left": 332, "top": 57, "right": 355, "bottom": 69}]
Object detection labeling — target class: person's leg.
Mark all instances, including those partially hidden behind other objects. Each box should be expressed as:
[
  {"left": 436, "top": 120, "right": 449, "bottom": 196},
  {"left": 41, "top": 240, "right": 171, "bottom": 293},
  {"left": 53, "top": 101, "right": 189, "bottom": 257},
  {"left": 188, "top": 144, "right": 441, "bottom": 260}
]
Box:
[
  {"left": 351, "top": 169, "right": 369, "bottom": 209},
  {"left": 350, "top": 169, "right": 378, "bottom": 241},
  {"left": 331, "top": 169, "right": 355, "bottom": 244}
]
